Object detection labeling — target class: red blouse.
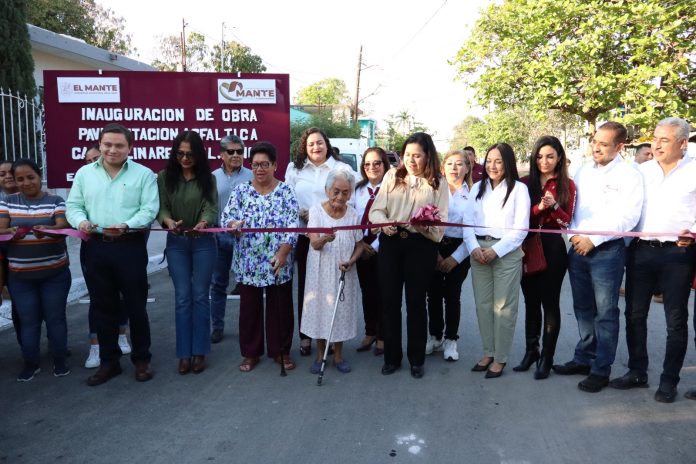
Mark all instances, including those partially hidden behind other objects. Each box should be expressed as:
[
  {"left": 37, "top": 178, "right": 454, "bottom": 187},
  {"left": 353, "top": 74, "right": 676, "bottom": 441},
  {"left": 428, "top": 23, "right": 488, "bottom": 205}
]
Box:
[{"left": 520, "top": 176, "right": 576, "bottom": 229}]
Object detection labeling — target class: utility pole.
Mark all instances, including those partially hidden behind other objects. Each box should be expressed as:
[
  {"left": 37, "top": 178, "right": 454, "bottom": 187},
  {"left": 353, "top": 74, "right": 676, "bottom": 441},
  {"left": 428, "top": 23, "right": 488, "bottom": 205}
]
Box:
[
  {"left": 220, "top": 22, "right": 225, "bottom": 72},
  {"left": 353, "top": 45, "right": 362, "bottom": 125},
  {"left": 181, "top": 19, "right": 187, "bottom": 72}
]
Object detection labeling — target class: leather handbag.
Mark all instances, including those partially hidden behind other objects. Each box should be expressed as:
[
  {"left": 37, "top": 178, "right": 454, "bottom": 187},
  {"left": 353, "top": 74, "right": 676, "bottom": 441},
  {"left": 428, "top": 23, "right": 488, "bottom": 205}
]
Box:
[{"left": 522, "top": 232, "right": 547, "bottom": 276}]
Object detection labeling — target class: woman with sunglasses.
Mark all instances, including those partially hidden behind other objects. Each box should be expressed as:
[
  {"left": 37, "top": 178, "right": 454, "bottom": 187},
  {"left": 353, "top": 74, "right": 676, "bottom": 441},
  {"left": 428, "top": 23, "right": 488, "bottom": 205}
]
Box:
[
  {"left": 157, "top": 131, "right": 218, "bottom": 375},
  {"left": 353, "top": 147, "right": 390, "bottom": 356}
]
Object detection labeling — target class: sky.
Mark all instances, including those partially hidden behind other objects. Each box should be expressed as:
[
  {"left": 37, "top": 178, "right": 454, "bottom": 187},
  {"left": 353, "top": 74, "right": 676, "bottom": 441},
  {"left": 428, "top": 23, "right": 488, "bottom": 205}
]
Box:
[{"left": 99, "top": 0, "right": 491, "bottom": 151}]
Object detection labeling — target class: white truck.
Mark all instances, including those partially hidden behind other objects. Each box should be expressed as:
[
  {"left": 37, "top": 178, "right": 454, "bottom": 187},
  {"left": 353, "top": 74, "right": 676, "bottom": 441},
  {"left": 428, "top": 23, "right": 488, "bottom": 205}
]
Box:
[{"left": 330, "top": 138, "right": 369, "bottom": 173}]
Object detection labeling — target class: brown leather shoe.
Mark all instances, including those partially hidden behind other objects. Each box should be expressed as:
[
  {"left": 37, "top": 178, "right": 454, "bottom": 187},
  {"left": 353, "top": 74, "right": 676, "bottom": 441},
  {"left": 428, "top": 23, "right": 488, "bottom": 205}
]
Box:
[
  {"left": 178, "top": 358, "right": 191, "bottom": 375},
  {"left": 134, "top": 361, "right": 153, "bottom": 382},
  {"left": 191, "top": 355, "right": 206, "bottom": 374},
  {"left": 87, "top": 363, "right": 122, "bottom": 386}
]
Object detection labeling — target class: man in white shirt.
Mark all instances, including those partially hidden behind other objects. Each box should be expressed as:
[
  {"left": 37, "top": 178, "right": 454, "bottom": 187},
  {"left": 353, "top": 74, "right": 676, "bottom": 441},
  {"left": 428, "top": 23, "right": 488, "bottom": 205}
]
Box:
[
  {"left": 608, "top": 117, "right": 695, "bottom": 403},
  {"left": 210, "top": 135, "right": 252, "bottom": 343},
  {"left": 553, "top": 121, "right": 643, "bottom": 393}
]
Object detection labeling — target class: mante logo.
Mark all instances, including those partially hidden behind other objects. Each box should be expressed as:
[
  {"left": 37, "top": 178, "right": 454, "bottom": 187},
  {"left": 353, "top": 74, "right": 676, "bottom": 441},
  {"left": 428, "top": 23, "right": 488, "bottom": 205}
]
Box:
[
  {"left": 57, "top": 77, "right": 121, "bottom": 103},
  {"left": 217, "top": 79, "right": 276, "bottom": 104}
]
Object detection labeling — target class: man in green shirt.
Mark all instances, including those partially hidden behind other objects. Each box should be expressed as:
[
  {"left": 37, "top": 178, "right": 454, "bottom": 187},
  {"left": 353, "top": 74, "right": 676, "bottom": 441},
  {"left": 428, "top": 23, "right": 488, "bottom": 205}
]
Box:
[{"left": 66, "top": 123, "right": 159, "bottom": 386}]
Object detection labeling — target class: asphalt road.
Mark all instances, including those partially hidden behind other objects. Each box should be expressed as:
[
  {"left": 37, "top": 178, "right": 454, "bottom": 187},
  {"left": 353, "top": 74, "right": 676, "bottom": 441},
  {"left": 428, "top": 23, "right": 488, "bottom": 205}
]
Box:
[{"left": 1, "top": 269, "right": 695, "bottom": 464}]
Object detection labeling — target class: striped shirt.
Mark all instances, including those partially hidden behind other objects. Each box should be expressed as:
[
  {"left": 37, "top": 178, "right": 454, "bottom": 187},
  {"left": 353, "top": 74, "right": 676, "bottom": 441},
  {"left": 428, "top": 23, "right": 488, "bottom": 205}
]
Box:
[{"left": 0, "top": 193, "right": 69, "bottom": 279}]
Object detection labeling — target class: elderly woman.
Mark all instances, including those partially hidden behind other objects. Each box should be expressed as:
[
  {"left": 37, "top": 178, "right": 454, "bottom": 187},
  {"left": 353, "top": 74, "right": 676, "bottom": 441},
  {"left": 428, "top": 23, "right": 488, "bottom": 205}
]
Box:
[
  {"left": 285, "top": 127, "right": 353, "bottom": 357},
  {"left": 301, "top": 169, "right": 363, "bottom": 374},
  {"left": 369, "top": 132, "right": 449, "bottom": 379},
  {"left": 463, "top": 143, "right": 530, "bottom": 378},
  {"left": 353, "top": 147, "right": 390, "bottom": 356},
  {"left": 222, "top": 142, "right": 299, "bottom": 372},
  {"left": 0, "top": 159, "right": 71, "bottom": 381},
  {"left": 426, "top": 150, "right": 473, "bottom": 362},
  {"left": 157, "top": 131, "right": 218, "bottom": 375}
]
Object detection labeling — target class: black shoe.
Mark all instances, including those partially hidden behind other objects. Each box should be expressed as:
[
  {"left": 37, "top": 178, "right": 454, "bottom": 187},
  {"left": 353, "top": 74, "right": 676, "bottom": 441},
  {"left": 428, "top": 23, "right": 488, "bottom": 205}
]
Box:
[
  {"left": 578, "top": 374, "right": 609, "bottom": 393},
  {"left": 534, "top": 356, "right": 553, "bottom": 380},
  {"left": 608, "top": 370, "right": 648, "bottom": 390},
  {"left": 553, "top": 360, "right": 591, "bottom": 376},
  {"left": 210, "top": 329, "right": 224, "bottom": 344},
  {"left": 230, "top": 283, "right": 241, "bottom": 296},
  {"left": 485, "top": 363, "right": 506, "bottom": 379},
  {"left": 471, "top": 358, "right": 494, "bottom": 372},
  {"left": 654, "top": 384, "right": 677, "bottom": 403},
  {"left": 684, "top": 388, "right": 696, "bottom": 400},
  {"left": 512, "top": 350, "right": 540, "bottom": 372},
  {"left": 381, "top": 363, "right": 401, "bottom": 375},
  {"left": 410, "top": 365, "right": 424, "bottom": 379}
]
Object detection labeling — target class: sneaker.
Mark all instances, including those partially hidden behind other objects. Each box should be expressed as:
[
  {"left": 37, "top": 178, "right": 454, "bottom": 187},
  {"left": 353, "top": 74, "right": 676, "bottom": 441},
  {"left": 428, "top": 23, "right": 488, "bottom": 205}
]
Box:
[
  {"left": 425, "top": 335, "right": 444, "bottom": 355},
  {"left": 17, "top": 363, "right": 40, "bottom": 382},
  {"left": 118, "top": 334, "right": 132, "bottom": 354},
  {"left": 53, "top": 358, "right": 71, "bottom": 377},
  {"left": 85, "top": 345, "right": 100, "bottom": 369},
  {"left": 443, "top": 339, "right": 459, "bottom": 361}
]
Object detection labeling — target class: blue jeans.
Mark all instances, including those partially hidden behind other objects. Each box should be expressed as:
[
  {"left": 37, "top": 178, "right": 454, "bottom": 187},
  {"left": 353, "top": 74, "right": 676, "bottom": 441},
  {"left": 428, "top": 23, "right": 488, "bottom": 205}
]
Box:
[
  {"left": 166, "top": 233, "right": 217, "bottom": 358},
  {"left": 8, "top": 267, "right": 71, "bottom": 364},
  {"left": 210, "top": 233, "right": 235, "bottom": 331},
  {"left": 568, "top": 239, "right": 625, "bottom": 377}
]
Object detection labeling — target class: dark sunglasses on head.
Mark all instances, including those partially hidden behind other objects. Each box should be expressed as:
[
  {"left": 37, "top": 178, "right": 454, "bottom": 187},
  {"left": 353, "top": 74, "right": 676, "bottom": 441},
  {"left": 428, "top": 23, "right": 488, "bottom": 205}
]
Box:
[{"left": 225, "top": 148, "right": 244, "bottom": 156}]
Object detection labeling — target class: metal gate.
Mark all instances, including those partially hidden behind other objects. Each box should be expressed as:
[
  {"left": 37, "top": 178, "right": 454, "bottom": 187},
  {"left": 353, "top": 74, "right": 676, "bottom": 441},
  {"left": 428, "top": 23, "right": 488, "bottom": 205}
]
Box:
[{"left": 0, "top": 87, "right": 45, "bottom": 179}]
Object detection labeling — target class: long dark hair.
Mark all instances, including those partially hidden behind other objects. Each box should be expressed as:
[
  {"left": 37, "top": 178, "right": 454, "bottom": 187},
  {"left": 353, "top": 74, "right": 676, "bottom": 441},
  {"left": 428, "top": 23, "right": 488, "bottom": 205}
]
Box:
[
  {"left": 293, "top": 127, "right": 338, "bottom": 170},
  {"left": 476, "top": 143, "right": 518, "bottom": 207},
  {"left": 528, "top": 136, "right": 570, "bottom": 207},
  {"left": 165, "top": 130, "right": 215, "bottom": 202},
  {"left": 394, "top": 132, "right": 441, "bottom": 190},
  {"left": 356, "top": 146, "right": 389, "bottom": 189}
]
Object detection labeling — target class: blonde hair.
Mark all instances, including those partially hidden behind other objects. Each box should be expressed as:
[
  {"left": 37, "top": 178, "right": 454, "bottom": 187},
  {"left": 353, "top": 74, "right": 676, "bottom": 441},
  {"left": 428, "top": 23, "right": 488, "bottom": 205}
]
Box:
[{"left": 442, "top": 150, "right": 473, "bottom": 188}]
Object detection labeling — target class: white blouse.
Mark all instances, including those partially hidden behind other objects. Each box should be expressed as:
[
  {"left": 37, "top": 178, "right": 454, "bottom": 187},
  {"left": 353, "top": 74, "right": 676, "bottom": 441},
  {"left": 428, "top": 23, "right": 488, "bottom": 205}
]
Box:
[
  {"left": 444, "top": 184, "right": 470, "bottom": 263},
  {"left": 462, "top": 179, "right": 530, "bottom": 258}
]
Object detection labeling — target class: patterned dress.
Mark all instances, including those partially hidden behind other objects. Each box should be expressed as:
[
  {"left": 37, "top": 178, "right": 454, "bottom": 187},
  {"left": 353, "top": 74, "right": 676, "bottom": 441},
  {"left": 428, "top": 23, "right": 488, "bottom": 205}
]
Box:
[
  {"left": 300, "top": 203, "right": 362, "bottom": 342},
  {"left": 222, "top": 181, "right": 298, "bottom": 287}
]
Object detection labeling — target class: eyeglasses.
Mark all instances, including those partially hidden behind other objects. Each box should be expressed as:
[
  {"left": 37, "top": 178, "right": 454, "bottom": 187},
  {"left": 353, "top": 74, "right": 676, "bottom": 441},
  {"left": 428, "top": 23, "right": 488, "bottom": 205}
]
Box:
[
  {"left": 225, "top": 148, "right": 244, "bottom": 156},
  {"left": 176, "top": 151, "right": 194, "bottom": 159},
  {"left": 251, "top": 161, "right": 272, "bottom": 170},
  {"left": 364, "top": 161, "right": 383, "bottom": 168}
]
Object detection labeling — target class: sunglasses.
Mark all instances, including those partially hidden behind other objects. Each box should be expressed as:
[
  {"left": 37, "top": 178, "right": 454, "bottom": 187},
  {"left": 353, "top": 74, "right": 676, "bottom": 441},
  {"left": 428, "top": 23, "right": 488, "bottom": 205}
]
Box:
[
  {"left": 176, "top": 151, "right": 194, "bottom": 159},
  {"left": 225, "top": 148, "right": 244, "bottom": 156},
  {"left": 364, "top": 161, "right": 383, "bottom": 168}
]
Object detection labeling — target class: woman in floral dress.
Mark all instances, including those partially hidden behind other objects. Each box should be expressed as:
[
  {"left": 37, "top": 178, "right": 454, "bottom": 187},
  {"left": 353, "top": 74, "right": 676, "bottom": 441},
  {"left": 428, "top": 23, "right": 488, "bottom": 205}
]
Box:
[{"left": 222, "top": 142, "right": 299, "bottom": 373}]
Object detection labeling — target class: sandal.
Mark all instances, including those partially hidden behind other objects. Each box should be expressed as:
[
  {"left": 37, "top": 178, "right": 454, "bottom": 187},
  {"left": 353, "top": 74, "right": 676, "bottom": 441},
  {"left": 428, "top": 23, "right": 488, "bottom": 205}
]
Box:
[
  {"left": 274, "top": 355, "right": 296, "bottom": 371},
  {"left": 239, "top": 357, "right": 259, "bottom": 373},
  {"left": 299, "top": 340, "right": 311, "bottom": 357}
]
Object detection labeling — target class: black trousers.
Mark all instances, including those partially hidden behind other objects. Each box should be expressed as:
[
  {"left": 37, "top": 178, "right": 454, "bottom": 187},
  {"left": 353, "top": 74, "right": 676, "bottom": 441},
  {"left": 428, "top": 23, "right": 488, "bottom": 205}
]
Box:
[
  {"left": 295, "top": 235, "right": 310, "bottom": 341},
  {"left": 625, "top": 240, "right": 695, "bottom": 386},
  {"left": 356, "top": 250, "right": 383, "bottom": 339},
  {"left": 82, "top": 234, "right": 151, "bottom": 365},
  {"left": 520, "top": 232, "right": 567, "bottom": 357},
  {"left": 378, "top": 232, "right": 438, "bottom": 367},
  {"left": 426, "top": 238, "right": 470, "bottom": 340}
]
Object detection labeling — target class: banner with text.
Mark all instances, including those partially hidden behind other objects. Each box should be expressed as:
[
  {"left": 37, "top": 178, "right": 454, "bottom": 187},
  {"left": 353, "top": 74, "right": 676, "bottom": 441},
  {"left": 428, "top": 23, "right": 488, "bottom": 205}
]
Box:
[{"left": 43, "top": 71, "right": 290, "bottom": 188}]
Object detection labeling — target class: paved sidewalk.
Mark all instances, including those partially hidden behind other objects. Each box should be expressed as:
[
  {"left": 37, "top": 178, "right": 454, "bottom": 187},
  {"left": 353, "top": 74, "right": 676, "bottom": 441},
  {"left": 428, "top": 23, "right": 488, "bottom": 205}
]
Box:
[{"left": 1, "top": 267, "right": 695, "bottom": 463}]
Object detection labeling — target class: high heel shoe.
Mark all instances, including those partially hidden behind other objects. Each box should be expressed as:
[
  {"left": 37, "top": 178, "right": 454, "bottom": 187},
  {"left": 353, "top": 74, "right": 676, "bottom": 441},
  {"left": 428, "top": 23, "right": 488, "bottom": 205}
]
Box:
[
  {"left": 512, "top": 349, "right": 540, "bottom": 372},
  {"left": 534, "top": 356, "right": 553, "bottom": 380},
  {"left": 471, "top": 358, "right": 494, "bottom": 372},
  {"left": 356, "top": 337, "right": 376, "bottom": 352},
  {"left": 485, "top": 362, "right": 506, "bottom": 379}
]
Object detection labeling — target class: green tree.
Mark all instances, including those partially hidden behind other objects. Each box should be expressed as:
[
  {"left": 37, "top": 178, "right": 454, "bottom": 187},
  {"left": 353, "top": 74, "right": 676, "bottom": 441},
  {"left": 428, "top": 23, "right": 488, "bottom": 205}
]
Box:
[
  {"left": 1, "top": 0, "right": 36, "bottom": 98},
  {"left": 27, "top": 0, "right": 135, "bottom": 55},
  {"left": 376, "top": 111, "right": 430, "bottom": 153},
  {"left": 294, "top": 78, "right": 350, "bottom": 106},
  {"left": 290, "top": 112, "right": 361, "bottom": 159},
  {"left": 210, "top": 41, "right": 266, "bottom": 73},
  {"left": 452, "top": 0, "right": 695, "bottom": 137},
  {"left": 450, "top": 108, "right": 586, "bottom": 161},
  {"left": 151, "top": 32, "right": 208, "bottom": 72}
]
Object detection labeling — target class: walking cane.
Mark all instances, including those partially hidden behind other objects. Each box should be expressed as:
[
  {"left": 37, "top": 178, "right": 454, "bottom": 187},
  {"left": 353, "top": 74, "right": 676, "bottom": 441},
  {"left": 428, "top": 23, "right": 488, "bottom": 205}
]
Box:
[
  {"left": 271, "top": 239, "right": 287, "bottom": 377},
  {"left": 317, "top": 270, "right": 346, "bottom": 386}
]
